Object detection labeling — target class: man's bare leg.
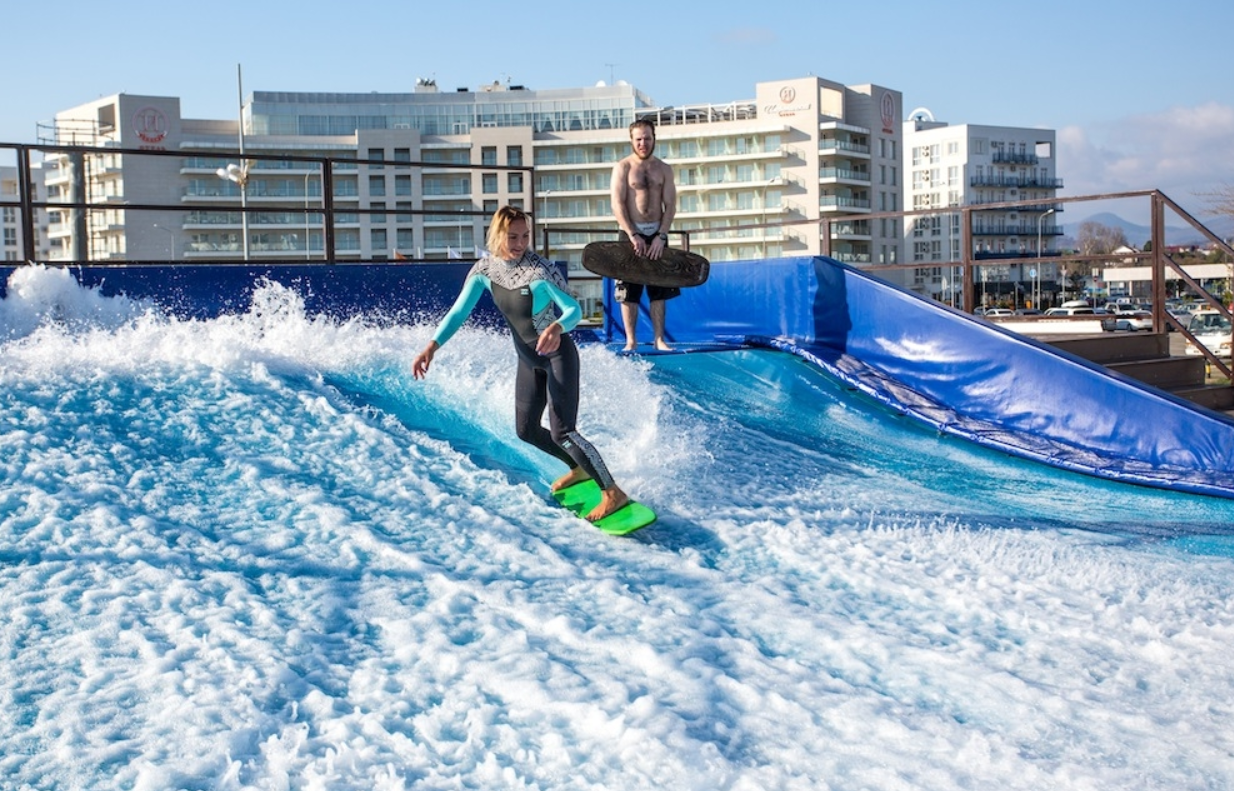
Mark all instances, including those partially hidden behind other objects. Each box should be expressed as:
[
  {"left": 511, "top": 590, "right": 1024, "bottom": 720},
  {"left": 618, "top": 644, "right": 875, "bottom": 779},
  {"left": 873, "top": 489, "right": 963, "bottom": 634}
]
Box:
[
  {"left": 551, "top": 467, "right": 590, "bottom": 492},
  {"left": 650, "top": 300, "right": 673, "bottom": 351},
  {"left": 586, "top": 485, "right": 630, "bottom": 522},
  {"left": 620, "top": 301, "right": 639, "bottom": 351}
]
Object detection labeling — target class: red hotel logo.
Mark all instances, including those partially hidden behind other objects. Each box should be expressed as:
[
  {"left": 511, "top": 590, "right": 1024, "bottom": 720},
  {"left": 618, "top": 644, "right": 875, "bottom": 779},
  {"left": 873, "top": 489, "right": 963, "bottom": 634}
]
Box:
[
  {"left": 133, "top": 106, "right": 168, "bottom": 145},
  {"left": 880, "top": 92, "right": 896, "bottom": 134},
  {"left": 780, "top": 86, "right": 796, "bottom": 104}
]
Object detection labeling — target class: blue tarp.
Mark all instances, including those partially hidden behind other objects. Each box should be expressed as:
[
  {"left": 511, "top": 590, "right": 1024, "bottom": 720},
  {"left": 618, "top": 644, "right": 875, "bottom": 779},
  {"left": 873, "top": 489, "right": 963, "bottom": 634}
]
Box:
[{"left": 610, "top": 255, "right": 1234, "bottom": 499}]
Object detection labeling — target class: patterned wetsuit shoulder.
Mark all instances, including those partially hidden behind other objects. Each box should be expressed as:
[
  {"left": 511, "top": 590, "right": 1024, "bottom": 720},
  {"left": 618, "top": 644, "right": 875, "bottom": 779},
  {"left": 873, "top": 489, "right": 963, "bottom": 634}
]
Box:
[{"left": 473, "top": 251, "right": 563, "bottom": 291}]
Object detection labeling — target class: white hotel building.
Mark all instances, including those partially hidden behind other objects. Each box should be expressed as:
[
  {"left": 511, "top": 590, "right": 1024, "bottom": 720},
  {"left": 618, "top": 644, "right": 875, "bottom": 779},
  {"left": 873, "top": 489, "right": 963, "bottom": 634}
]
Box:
[
  {"left": 38, "top": 76, "right": 906, "bottom": 316},
  {"left": 902, "top": 114, "right": 1063, "bottom": 307}
]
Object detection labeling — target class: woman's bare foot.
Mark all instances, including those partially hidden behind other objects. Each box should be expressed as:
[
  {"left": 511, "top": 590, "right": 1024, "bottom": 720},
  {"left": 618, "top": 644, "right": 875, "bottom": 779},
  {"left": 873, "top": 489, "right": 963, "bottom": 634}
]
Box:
[
  {"left": 623, "top": 342, "right": 638, "bottom": 352},
  {"left": 551, "top": 467, "right": 590, "bottom": 492},
  {"left": 654, "top": 339, "right": 674, "bottom": 352},
  {"left": 586, "top": 486, "right": 629, "bottom": 522}
]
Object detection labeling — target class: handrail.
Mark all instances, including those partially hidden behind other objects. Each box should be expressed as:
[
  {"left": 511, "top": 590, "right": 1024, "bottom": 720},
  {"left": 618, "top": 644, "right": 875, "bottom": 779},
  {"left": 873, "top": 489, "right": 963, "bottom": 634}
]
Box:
[{"left": 1, "top": 140, "right": 533, "bottom": 263}]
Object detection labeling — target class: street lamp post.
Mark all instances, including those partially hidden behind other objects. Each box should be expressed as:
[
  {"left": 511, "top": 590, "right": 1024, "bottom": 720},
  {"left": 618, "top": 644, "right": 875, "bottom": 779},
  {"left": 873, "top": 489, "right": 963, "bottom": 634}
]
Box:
[
  {"left": 216, "top": 163, "right": 250, "bottom": 257},
  {"left": 152, "top": 223, "right": 175, "bottom": 260},
  {"left": 305, "top": 171, "right": 312, "bottom": 260},
  {"left": 1037, "top": 207, "right": 1056, "bottom": 308},
  {"left": 216, "top": 64, "right": 250, "bottom": 258}
]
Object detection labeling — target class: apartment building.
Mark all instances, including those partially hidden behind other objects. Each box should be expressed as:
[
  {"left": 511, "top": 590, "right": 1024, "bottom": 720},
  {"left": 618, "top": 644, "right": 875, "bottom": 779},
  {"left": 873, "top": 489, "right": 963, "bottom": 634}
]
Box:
[
  {"left": 903, "top": 113, "right": 1062, "bottom": 307},
  {"left": 1, "top": 166, "right": 19, "bottom": 261},
  {"left": 40, "top": 76, "right": 904, "bottom": 315}
]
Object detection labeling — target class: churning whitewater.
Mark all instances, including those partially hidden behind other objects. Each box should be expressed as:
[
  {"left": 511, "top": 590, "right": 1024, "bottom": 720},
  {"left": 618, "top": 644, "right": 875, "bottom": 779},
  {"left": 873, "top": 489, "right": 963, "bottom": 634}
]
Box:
[{"left": 2, "top": 266, "right": 1234, "bottom": 790}]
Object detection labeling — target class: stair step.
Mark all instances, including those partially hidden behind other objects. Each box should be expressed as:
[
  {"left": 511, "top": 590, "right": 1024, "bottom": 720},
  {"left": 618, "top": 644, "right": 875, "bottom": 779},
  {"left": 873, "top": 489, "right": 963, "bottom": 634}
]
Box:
[
  {"left": 1106, "top": 357, "right": 1207, "bottom": 390},
  {"left": 1045, "top": 332, "right": 1169, "bottom": 364},
  {"left": 1170, "top": 383, "right": 1234, "bottom": 411}
]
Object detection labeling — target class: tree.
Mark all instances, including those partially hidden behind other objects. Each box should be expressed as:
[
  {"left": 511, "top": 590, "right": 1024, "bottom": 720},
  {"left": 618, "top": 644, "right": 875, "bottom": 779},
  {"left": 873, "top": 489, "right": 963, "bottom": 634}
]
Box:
[
  {"left": 1076, "top": 221, "right": 1128, "bottom": 256},
  {"left": 1198, "top": 184, "right": 1234, "bottom": 222}
]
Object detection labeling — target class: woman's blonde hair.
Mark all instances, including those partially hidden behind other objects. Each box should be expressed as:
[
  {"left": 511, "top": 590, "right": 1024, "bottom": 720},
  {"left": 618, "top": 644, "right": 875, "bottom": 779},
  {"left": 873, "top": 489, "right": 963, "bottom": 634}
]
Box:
[{"left": 486, "top": 205, "right": 530, "bottom": 257}]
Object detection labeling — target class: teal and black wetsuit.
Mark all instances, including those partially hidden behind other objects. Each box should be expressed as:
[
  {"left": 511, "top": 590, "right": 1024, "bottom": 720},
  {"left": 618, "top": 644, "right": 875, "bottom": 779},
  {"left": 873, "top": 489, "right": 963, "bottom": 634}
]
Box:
[{"left": 431, "top": 251, "right": 616, "bottom": 490}]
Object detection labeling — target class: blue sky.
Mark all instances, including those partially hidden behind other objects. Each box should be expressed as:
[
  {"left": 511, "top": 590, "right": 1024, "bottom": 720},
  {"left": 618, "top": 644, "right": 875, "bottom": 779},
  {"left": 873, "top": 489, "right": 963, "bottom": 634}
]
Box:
[{"left": 2, "top": 0, "right": 1231, "bottom": 221}]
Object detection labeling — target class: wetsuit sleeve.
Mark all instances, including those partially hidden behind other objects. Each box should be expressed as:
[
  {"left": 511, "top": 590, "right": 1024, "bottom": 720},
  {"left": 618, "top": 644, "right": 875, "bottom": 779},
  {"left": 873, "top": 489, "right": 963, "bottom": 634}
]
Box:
[
  {"left": 431, "top": 274, "right": 490, "bottom": 346},
  {"left": 532, "top": 279, "right": 582, "bottom": 333}
]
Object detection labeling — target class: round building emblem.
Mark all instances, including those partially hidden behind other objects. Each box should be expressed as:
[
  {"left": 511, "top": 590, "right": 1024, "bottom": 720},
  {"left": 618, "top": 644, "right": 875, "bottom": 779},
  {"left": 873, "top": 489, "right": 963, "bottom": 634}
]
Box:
[
  {"left": 880, "top": 92, "right": 895, "bottom": 130},
  {"left": 133, "top": 106, "right": 169, "bottom": 144},
  {"left": 780, "top": 86, "right": 796, "bottom": 104}
]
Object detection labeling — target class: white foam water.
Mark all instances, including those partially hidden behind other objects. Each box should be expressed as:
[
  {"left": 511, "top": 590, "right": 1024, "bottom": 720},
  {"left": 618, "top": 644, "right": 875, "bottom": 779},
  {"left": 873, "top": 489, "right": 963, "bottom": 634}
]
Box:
[{"left": 2, "top": 266, "right": 1233, "bottom": 789}]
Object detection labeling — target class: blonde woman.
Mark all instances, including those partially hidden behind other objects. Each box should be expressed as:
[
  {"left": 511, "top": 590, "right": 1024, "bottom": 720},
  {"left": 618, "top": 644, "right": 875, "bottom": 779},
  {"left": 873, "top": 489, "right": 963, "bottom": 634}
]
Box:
[{"left": 413, "top": 206, "right": 629, "bottom": 521}]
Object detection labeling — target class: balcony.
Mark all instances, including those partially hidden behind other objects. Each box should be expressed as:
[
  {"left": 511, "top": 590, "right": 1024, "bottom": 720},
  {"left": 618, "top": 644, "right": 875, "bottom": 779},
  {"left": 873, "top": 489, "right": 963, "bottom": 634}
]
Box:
[
  {"left": 819, "top": 167, "right": 871, "bottom": 185},
  {"left": 819, "top": 139, "right": 870, "bottom": 156},
  {"left": 991, "top": 150, "right": 1039, "bottom": 165},
  {"left": 820, "top": 195, "right": 871, "bottom": 212},
  {"left": 970, "top": 223, "right": 1064, "bottom": 237},
  {"left": 970, "top": 175, "right": 1064, "bottom": 189}
]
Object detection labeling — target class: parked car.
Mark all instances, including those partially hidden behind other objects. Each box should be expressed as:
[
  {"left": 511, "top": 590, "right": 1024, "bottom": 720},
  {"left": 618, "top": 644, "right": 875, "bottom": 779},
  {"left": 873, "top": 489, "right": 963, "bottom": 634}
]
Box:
[
  {"left": 1184, "top": 309, "right": 1233, "bottom": 357},
  {"left": 1111, "top": 310, "right": 1153, "bottom": 332},
  {"left": 1044, "top": 306, "right": 1095, "bottom": 316},
  {"left": 981, "top": 308, "right": 1014, "bottom": 317}
]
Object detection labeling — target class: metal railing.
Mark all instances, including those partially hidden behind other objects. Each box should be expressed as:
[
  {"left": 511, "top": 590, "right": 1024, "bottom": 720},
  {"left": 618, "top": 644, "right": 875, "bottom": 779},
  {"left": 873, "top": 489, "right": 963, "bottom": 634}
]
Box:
[{"left": 1, "top": 141, "right": 533, "bottom": 264}]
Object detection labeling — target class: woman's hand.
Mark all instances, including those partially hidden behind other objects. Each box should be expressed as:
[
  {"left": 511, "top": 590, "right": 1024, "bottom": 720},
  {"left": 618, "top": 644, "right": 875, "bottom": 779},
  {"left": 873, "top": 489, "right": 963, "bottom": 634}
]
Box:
[
  {"left": 535, "top": 323, "right": 562, "bottom": 355},
  {"left": 412, "top": 342, "right": 438, "bottom": 379}
]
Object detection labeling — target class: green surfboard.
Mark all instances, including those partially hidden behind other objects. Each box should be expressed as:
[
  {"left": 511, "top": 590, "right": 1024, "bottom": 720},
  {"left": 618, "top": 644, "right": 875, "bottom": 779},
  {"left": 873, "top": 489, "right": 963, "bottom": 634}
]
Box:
[{"left": 552, "top": 479, "right": 656, "bottom": 536}]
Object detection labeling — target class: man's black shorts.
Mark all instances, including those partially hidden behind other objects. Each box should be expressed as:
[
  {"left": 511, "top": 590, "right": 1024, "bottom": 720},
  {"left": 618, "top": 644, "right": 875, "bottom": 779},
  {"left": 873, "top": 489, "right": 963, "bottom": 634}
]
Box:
[{"left": 614, "top": 231, "right": 682, "bottom": 303}]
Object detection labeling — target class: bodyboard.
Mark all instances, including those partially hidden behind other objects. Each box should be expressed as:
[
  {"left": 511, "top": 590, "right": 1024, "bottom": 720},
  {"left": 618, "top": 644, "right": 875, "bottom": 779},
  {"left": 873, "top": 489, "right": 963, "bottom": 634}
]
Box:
[
  {"left": 552, "top": 479, "right": 656, "bottom": 536},
  {"left": 582, "top": 241, "right": 710, "bottom": 288}
]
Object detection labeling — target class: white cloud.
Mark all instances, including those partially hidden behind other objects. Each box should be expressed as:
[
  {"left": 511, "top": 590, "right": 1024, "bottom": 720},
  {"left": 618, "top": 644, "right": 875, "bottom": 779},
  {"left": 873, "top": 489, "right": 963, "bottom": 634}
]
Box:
[{"left": 1059, "top": 102, "right": 1234, "bottom": 216}]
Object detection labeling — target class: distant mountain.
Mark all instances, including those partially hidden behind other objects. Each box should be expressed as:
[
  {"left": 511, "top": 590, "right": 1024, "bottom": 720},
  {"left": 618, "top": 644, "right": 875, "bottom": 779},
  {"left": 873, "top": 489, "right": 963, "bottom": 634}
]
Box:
[{"left": 1062, "top": 212, "right": 1234, "bottom": 247}]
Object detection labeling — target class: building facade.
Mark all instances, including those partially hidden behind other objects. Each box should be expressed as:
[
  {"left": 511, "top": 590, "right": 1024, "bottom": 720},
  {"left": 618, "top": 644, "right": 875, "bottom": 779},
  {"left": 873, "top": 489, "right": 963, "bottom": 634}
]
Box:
[
  {"left": 40, "top": 76, "right": 904, "bottom": 317},
  {"left": 903, "top": 115, "right": 1062, "bottom": 308},
  {"left": 1, "top": 166, "right": 20, "bottom": 261}
]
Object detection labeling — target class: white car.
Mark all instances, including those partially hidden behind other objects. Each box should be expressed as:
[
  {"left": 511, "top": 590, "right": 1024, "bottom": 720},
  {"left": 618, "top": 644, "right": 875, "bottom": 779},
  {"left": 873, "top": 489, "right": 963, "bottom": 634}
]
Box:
[
  {"left": 1111, "top": 310, "right": 1153, "bottom": 332},
  {"left": 1184, "top": 310, "right": 1233, "bottom": 357}
]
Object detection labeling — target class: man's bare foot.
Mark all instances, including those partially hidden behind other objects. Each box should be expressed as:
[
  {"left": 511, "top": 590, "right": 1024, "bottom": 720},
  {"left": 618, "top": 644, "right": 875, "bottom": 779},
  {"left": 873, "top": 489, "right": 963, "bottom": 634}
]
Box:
[
  {"left": 551, "top": 468, "right": 590, "bottom": 492},
  {"left": 623, "top": 342, "right": 637, "bottom": 352},
  {"left": 586, "top": 486, "right": 629, "bottom": 522},
  {"left": 654, "top": 339, "right": 674, "bottom": 352}
]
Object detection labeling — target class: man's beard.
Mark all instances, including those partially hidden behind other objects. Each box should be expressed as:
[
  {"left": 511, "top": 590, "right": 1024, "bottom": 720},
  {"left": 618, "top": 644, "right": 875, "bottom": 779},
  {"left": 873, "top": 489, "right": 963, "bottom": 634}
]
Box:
[{"left": 634, "top": 142, "right": 656, "bottom": 160}]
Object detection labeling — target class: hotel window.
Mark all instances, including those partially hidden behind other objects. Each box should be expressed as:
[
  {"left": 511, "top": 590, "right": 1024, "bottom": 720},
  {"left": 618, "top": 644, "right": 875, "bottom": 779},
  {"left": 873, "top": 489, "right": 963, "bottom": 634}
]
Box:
[
  {"left": 367, "top": 148, "right": 384, "bottom": 169},
  {"left": 508, "top": 173, "right": 523, "bottom": 193},
  {"left": 482, "top": 174, "right": 498, "bottom": 194},
  {"left": 369, "top": 176, "right": 386, "bottom": 196},
  {"left": 481, "top": 147, "right": 497, "bottom": 166},
  {"left": 371, "top": 228, "right": 387, "bottom": 251},
  {"left": 395, "top": 175, "right": 412, "bottom": 196},
  {"left": 394, "top": 148, "right": 411, "bottom": 163},
  {"left": 506, "top": 146, "right": 523, "bottom": 166},
  {"left": 371, "top": 202, "right": 386, "bottom": 224}
]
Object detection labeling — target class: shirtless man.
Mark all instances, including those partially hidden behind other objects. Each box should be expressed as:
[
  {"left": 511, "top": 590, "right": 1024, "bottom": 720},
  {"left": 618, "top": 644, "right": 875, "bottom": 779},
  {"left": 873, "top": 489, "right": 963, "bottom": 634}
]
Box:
[{"left": 610, "top": 119, "right": 678, "bottom": 351}]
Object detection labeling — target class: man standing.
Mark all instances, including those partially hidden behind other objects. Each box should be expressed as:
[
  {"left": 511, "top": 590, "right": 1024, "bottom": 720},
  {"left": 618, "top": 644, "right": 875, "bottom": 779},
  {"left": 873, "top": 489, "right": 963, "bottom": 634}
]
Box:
[{"left": 610, "top": 118, "right": 678, "bottom": 351}]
